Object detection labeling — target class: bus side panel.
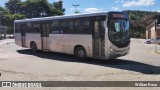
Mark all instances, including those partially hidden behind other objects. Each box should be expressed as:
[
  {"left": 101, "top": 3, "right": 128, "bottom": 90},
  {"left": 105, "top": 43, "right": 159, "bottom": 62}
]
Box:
[
  {"left": 49, "top": 34, "right": 62, "bottom": 53},
  {"left": 15, "top": 33, "right": 22, "bottom": 47},
  {"left": 49, "top": 34, "right": 93, "bottom": 57},
  {"left": 25, "top": 33, "right": 42, "bottom": 50}
]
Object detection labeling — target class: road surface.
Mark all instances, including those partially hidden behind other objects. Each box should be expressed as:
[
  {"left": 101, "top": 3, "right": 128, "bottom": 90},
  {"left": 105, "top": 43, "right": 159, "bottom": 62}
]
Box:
[{"left": 0, "top": 39, "right": 160, "bottom": 90}]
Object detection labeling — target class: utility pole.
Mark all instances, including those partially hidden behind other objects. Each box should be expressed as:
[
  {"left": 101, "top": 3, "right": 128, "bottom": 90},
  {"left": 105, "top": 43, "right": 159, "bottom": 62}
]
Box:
[
  {"left": 0, "top": 11, "right": 3, "bottom": 40},
  {"left": 72, "top": 4, "right": 79, "bottom": 14},
  {"left": 155, "top": 20, "right": 157, "bottom": 53}
]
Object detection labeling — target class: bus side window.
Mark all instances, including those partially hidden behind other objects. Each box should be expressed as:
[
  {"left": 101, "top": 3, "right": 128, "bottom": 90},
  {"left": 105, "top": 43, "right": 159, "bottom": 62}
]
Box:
[
  {"left": 51, "top": 20, "right": 60, "bottom": 34},
  {"left": 75, "top": 20, "right": 80, "bottom": 33},
  {"left": 61, "top": 21, "right": 69, "bottom": 34},
  {"left": 83, "top": 20, "right": 90, "bottom": 34},
  {"left": 100, "top": 21, "right": 105, "bottom": 39},
  {"left": 75, "top": 19, "right": 90, "bottom": 34},
  {"left": 33, "top": 23, "right": 40, "bottom": 33},
  {"left": 15, "top": 23, "right": 21, "bottom": 33},
  {"left": 21, "top": 23, "right": 27, "bottom": 36},
  {"left": 27, "top": 23, "right": 32, "bottom": 33},
  {"left": 69, "top": 20, "right": 74, "bottom": 34}
]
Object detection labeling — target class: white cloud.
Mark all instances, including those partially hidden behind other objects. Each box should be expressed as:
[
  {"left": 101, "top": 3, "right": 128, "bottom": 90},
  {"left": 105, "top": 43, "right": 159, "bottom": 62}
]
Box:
[
  {"left": 115, "top": 0, "right": 125, "bottom": 3},
  {"left": 123, "top": 0, "right": 155, "bottom": 7},
  {"left": 84, "top": 8, "right": 105, "bottom": 13},
  {"left": 55, "top": 0, "right": 61, "bottom": 2},
  {"left": 111, "top": 7, "right": 120, "bottom": 11}
]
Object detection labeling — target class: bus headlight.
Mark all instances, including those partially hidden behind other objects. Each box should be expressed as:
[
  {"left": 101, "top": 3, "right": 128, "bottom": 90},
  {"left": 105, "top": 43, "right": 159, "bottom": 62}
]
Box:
[{"left": 110, "top": 48, "right": 113, "bottom": 52}]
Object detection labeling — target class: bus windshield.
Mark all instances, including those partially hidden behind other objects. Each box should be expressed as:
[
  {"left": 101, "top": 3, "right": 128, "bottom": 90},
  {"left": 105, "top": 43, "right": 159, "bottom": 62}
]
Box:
[{"left": 108, "top": 13, "right": 130, "bottom": 48}]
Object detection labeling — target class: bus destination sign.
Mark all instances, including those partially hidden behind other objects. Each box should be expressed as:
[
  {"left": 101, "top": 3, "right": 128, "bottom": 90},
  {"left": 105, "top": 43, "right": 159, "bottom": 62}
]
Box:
[{"left": 112, "top": 14, "right": 125, "bottom": 18}]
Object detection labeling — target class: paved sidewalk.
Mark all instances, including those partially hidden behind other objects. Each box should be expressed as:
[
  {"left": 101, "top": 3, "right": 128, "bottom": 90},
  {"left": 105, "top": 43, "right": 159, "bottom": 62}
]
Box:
[
  {"left": 0, "top": 39, "right": 15, "bottom": 46},
  {"left": 0, "top": 39, "right": 30, "bottom": 59}
]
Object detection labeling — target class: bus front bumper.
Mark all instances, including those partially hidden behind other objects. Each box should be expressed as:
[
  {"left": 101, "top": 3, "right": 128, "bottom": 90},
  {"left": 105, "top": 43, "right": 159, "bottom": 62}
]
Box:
[{"left": 108, "top": 47, "right": 130, "bottom": 59}]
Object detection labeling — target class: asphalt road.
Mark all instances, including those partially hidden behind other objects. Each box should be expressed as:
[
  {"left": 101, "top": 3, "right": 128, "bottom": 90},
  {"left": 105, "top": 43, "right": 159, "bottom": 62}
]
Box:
[{"left": 0, "top": 39, "right": 160, "bottom": 90}]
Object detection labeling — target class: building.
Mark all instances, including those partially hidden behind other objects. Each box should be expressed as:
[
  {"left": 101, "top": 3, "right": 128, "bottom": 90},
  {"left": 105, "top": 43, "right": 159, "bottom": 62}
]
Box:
[
  {"left": 144, "top": 14, "right": 160, "bottom": 39},
  {"left": 146, "top": 21, "right": 160, "bottom": 39}
]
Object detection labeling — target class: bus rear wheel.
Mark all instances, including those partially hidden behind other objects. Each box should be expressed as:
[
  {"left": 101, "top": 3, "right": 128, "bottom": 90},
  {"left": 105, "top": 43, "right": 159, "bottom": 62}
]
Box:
[
  {"left": 75, "top": 47, "right": 86, "bottom": 60},
  {"left": 30, "top": 42, "right": 37, "bottom": 53}
]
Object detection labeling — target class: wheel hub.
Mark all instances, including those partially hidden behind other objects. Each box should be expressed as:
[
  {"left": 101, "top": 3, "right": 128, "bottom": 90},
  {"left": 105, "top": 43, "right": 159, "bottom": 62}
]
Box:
[{"left": 78, "top": 51, "right": 84, "bottom": 57}]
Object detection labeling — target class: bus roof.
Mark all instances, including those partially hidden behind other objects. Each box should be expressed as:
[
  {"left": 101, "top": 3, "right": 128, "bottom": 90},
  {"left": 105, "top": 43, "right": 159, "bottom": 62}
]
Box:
[{"left": 15, "top": 12, "right": 110, "bottom": 23}]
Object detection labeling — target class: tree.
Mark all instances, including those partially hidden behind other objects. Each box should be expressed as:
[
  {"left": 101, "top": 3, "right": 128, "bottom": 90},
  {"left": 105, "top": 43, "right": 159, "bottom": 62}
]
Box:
[
  {"left": 3, "top": 0, "right": 66, "bottom": 34},
  {"left": 124, "top": 10, "right": 160, "bottom": 38},
  {"left": 25, "top": 0, "right": 52, "bottom": 18},
  {"left": 5, "top": 0, "right": 22, "bottom": 14},
  {"left": 0, "top": 6, "right": 10, "bottom": 26},
  {"left": 52, "top": 0, "right": 65, "bottom": 15},
  {"left": 3, "top": 14, "right": 26, "bottom": 34},
  {"left": 5, "top": 0, "right": 66, "bottom": 18}
]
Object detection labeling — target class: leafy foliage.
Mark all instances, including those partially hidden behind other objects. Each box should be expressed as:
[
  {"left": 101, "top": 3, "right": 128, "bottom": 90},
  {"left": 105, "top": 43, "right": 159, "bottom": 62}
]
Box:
[
  {"left": 0, "top": 0, "right": 65, "bottom": 34},
  {"left": 1, "top": 0, "right": 160, "bottom": 39},
  {"left": 52, "top": 0, "right": 65, "bottom": 15},
  {"left": 124, "top": 10, "right": 160, "bottom": 38}
]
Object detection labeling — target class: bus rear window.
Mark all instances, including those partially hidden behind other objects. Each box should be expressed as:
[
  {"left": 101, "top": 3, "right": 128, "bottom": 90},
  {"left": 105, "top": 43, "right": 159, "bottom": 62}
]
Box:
[{"left": 15, "top": 23, "right": 21, "bottom": 33}]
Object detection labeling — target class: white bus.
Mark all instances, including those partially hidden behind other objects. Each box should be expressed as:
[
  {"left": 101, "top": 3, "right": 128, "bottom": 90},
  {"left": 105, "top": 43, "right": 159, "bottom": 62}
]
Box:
[{"left": 14, "top": 12, "right": 130, "bottom": 60}]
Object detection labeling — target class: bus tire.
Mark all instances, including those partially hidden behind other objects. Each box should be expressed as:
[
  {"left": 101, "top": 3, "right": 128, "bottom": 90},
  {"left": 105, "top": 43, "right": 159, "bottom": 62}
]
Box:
[
  {"left": 30, "top": 42, "right": 37, "bottom": 53},
  {"left": 74, "top": 47, "right": 86, "bottom": 60}
]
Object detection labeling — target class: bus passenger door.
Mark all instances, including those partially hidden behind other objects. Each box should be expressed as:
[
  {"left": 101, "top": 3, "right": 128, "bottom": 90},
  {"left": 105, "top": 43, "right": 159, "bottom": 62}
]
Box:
[
  {"left": 21, "top": 24, "right": 26, "bottom": 47},
  {"left": 93, "top": 21, "right": 105, "bottom": 58},
  {"left": 41, "top": 23, "right": 50, "bottom": 51}
]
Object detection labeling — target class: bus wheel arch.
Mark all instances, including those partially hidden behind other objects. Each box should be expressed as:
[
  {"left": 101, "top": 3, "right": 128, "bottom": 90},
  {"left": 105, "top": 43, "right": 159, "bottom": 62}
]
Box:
[
  {"left": 74, "top": 45, "right": 87, "bottom": 60},
  {"left": 30, "top": 41, "right": 37, "bottom": 52}
]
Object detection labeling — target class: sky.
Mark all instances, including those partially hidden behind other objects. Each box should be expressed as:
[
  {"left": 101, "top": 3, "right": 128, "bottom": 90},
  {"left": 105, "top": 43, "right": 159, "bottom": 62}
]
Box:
[{"left": 0, "top": 0, "right": 160, "bottom": 15}]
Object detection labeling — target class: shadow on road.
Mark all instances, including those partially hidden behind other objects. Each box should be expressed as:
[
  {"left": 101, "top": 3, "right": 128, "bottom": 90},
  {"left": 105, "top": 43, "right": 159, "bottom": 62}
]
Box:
[{"left": 17, "top": 49, "right": 160, "bottom": 75}]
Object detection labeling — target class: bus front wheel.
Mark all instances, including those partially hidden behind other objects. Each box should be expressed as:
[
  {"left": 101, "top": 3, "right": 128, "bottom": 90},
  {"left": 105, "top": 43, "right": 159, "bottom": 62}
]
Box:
[
  {"left": 30, "top": 42, "right": 37, "bottom": 53},
  {"left": 75, "top": 47, "right": 86, "bottom": 60}
]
